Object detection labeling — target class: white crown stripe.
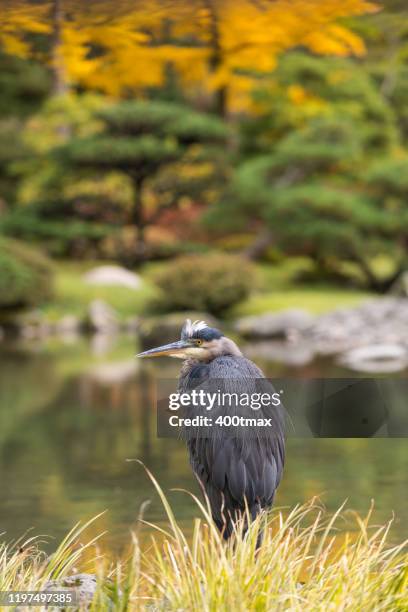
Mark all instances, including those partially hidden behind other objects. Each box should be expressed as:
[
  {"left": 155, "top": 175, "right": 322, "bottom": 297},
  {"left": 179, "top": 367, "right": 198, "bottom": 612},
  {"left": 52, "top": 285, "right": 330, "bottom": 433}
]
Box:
[{"left": 181, "top": 319, "right": 208, "bottom": 338}]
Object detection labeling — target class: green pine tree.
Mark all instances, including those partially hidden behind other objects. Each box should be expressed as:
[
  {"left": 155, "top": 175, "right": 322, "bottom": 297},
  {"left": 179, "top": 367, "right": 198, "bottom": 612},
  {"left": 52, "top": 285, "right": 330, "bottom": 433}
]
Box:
[
  {"left": 59, "top": 100, "right": 228, "bottom": 262},
  {"left": 208, "top": 53, "right": 407, "bottom": 291}
]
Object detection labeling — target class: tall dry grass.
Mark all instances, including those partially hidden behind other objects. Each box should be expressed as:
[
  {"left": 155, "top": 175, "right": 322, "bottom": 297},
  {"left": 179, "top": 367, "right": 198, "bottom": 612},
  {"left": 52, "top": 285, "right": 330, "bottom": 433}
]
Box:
[{"left": 1, "top": 470, "right": 407, "bottom": 611}]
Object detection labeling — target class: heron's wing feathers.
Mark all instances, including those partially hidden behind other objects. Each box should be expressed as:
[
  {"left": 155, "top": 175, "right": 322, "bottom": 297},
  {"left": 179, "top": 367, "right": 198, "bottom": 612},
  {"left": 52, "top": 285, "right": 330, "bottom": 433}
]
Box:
[
  {"left": 181, "top": 355, "right": 285, "bottom": 530},
  {"left": 188, "top": 436, "right": 282, "bottom": 532}
]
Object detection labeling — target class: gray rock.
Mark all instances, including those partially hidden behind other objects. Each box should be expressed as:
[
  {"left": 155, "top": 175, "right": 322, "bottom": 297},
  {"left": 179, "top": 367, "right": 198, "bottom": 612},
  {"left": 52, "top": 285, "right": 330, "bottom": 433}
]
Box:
[
  {"left": 338, "top": 344, "right": 408, "bottom": 373},
  {"left": 90, "top": 332, "right": 117, "bottom": 356},
  {"left": 15, "top": 310, "right": 52, "bottom": 339},
  {"left": 55, "top": 315, "right": 81, "bottom": 335},
  {"left": 306, "top": 297, "right": 408, "bottom": 357},
  {"left": 234, "top": 309, "right": 315, "bottom": 339},
  {"left": 240, "top": 298, "right": 408, "bottom": 367},
  {"left": 45, "top": 573, "right": 98, "bottom": 607},
  {"left": 244, "top": 339, "right": 315, "bottom": 366},
  {"left": 83, "top": 265, "right": 142, "bottom": 290},
  {"left": 87, "top": 299, "right": 118, "bottom": 333}
]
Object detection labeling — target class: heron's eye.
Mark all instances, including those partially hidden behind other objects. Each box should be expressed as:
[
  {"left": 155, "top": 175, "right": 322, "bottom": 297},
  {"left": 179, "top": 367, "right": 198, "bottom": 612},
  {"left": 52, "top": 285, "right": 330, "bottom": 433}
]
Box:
[{"left": 195, "top": 339, "right": 203, "bottom": 346}]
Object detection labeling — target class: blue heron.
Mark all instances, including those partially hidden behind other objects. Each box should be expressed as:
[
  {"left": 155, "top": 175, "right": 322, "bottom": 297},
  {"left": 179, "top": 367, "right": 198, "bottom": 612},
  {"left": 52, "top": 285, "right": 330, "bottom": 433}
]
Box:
[{"left": 137, "top": 319, "right": 285, "bottom": 543}]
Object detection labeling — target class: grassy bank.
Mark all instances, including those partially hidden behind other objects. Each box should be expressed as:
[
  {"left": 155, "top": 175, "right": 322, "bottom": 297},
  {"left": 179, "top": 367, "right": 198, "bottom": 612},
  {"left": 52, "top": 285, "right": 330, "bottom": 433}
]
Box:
[
  {"left": 39, "top": 259, "right": 375, "bottom": 323},
  {"left": 1, "top": 473, "right": 406, "bottom": 611},
  {"left": 39, "top": 262, "right": 157, "bottom": 323},
  {"left": 230, "top": 260, "right": 374, "bottom": 317}
]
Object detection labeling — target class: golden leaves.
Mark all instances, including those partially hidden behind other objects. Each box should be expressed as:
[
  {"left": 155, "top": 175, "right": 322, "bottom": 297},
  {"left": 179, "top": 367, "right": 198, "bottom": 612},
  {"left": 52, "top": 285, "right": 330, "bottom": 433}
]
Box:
[
  {"left": 0, "top": 1, "right": 50, "bottom": 57},
  {"left": 0, "top": 0, "right": 380, "bottom": 109}
]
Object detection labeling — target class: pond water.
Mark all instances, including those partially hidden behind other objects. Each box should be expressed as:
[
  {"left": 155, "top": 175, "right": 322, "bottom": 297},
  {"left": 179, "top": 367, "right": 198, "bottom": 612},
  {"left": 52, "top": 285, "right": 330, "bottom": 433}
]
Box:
[{"left": 0, "top": 334, "right": 407, "bottom": 553}]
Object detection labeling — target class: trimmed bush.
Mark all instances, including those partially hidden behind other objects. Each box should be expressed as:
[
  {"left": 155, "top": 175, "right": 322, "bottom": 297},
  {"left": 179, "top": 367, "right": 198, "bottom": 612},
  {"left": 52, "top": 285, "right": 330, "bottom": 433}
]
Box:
[
  {"left": 0, "top": 237, "right": 53, "bottom": 310},
  {"left": 153, "top": 253, "right": 255, "bottom": 315}
]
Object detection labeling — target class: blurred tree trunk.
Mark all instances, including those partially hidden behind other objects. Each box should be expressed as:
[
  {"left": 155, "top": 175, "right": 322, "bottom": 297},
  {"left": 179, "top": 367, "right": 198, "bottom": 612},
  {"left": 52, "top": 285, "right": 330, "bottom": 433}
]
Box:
[
  {"left": 131, "top": 175, "right": 147, "bottom": 265},
  {"left": 351, "top": 250, "right": 406, "bottom": 293},
  {"left": 51, "top": 0, "right": 69, "bottom": 96},
  {"left": 363, "top": 264, "right": 406, "bottom": 293},
  {"left": 205, "top": 0, "right": 227, "bottom": 117},
  {"left": 51, "top": 0, "right": 71, "bottom": 139},
  {"left": 244, "top": 229, "right": 274, "bottom": 260}
]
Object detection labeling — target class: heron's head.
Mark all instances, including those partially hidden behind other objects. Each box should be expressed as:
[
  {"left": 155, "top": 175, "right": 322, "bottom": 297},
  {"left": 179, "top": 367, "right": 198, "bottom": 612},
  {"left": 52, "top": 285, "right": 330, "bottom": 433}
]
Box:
[{"left": 136, "top": 319, "right": 241, "bottom": 361}]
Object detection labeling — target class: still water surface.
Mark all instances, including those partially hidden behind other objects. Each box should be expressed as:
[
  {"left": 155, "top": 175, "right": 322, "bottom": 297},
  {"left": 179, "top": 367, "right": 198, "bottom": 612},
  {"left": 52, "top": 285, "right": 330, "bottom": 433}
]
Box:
[{"left": 0, "top": 334, "right": 407, "bottom": 552}]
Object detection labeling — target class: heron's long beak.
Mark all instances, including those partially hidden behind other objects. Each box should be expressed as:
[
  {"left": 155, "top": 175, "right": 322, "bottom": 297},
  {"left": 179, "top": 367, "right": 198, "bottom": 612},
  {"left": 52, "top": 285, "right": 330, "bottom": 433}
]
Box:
[{"left": 136, "top": 340, "right": 191, "bottom": 358}]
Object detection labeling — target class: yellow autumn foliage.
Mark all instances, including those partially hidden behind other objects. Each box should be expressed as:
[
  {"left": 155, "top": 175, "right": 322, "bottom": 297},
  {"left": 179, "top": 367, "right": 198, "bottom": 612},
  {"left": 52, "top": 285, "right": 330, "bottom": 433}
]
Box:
[{"left": 0, "top": 0, "right": 379, "bottom": 110}]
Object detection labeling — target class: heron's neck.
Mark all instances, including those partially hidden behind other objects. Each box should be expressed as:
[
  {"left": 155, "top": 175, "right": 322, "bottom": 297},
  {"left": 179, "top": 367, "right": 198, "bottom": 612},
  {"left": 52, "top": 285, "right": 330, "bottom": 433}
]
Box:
[
  {"left": 215, "top": 337, "right": 242, "bottom": 358},
  {"left": 181, "top": 337, "right": 242, "bottom": 373}
]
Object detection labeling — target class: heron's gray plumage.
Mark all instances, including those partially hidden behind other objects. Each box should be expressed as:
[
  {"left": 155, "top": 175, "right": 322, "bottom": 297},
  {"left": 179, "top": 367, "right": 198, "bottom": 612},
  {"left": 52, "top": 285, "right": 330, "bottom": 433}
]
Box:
[{"left": 179, "top": 354, "right": 285, "bottom": 540}]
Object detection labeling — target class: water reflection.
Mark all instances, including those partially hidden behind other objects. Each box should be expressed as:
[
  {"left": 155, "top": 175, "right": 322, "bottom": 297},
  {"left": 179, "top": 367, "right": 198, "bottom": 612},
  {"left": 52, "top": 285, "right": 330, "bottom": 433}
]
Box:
[{"left": 0, "top": 335, "right": 407, "bottom": 552}]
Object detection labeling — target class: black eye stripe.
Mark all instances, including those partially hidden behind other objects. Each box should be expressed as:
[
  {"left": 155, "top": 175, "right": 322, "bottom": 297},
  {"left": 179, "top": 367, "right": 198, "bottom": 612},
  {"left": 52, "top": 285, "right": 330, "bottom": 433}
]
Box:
[{"left": 190, "top": 328, "right": 223, "bottom": 341}]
